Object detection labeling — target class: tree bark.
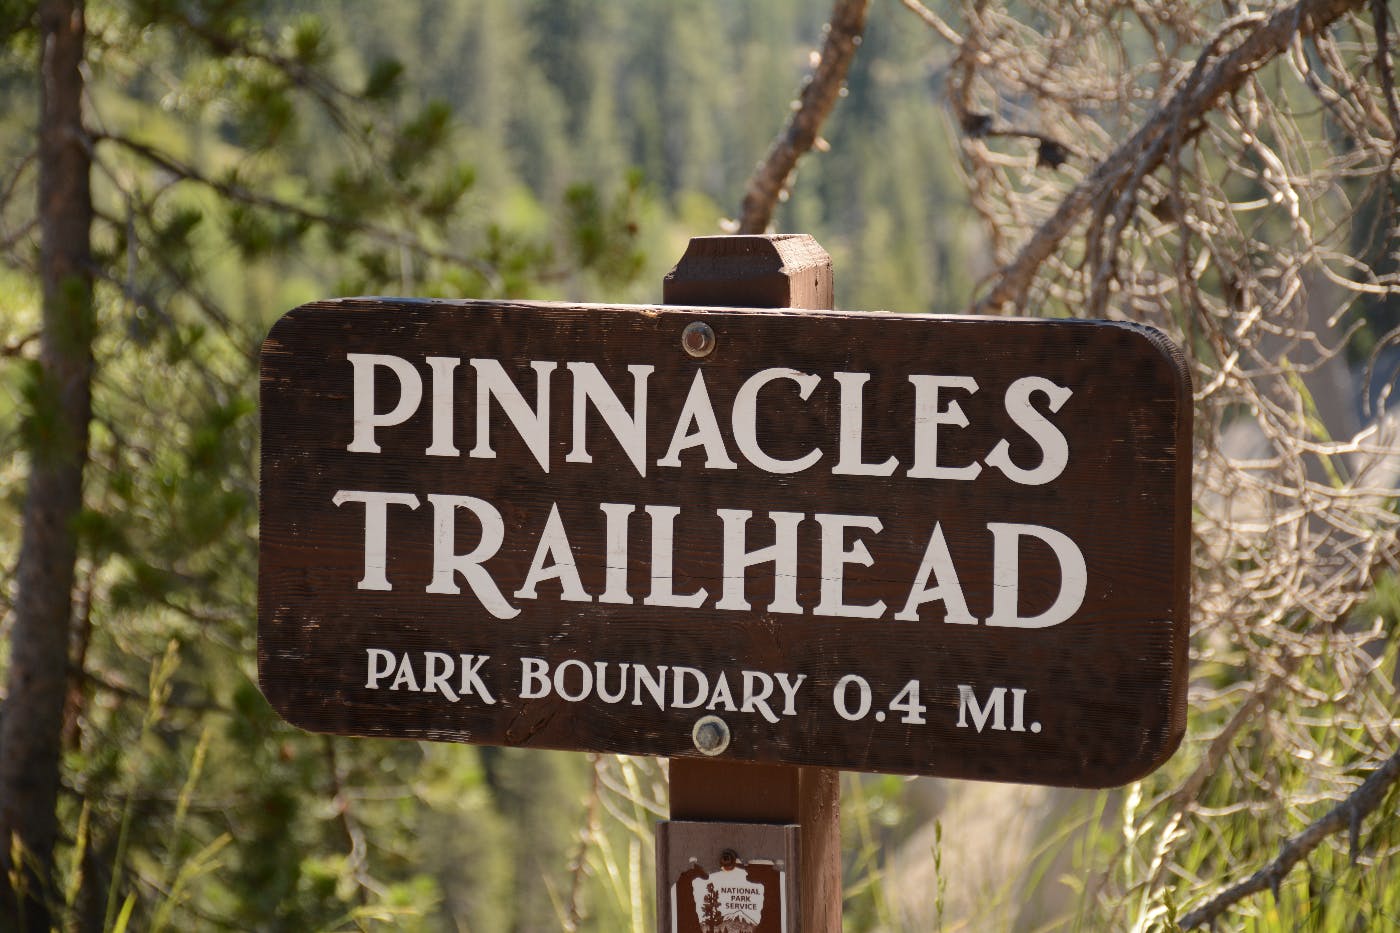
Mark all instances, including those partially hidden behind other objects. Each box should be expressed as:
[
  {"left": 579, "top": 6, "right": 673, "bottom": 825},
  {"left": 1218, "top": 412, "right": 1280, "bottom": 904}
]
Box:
[
  {"left": 736, "top": 0, "right": 869, "bottom": 234},
  {"left": 0, "top": 0, "right": 94, "bottom": 927}
]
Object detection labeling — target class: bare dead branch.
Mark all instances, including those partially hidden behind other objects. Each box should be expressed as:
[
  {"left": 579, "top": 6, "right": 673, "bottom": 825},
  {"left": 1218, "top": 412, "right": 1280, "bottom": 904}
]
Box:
[
  {"left": 893, "top": 2, "right": 1400, "bottom": 924},
  {"left": 1166, "top": 664, "right": 1297, "bottom": 816},
  {"left": 1180, "top": 746, "right": 1400, "bottom": 928},
  {"left": 897, "top": 0, "right": 962, "bottom": 45},
  {"left": 736, "top": 0, "right": 870, "bottom": 234},
  {"left": 970, "top": 0, "right": 1367, "bottom": 315},
  {"left": 1371, "top": 0, "right": 1400, "bottom": 141}
]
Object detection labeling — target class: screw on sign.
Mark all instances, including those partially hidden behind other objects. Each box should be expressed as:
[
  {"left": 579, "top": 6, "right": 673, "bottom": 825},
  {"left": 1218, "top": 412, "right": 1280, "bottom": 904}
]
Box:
[
  {"left": 682, "top": 321, "right": 718, "bottom": 359},
  {"left": 258, "top": 234, "right": 1192, "bottom": 932}
]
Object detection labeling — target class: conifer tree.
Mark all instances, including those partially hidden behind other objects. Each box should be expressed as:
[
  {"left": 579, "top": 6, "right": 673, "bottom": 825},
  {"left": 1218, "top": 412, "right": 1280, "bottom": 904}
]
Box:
[{"left": 0, "top": 2, "right": 640, "bottom": 927}]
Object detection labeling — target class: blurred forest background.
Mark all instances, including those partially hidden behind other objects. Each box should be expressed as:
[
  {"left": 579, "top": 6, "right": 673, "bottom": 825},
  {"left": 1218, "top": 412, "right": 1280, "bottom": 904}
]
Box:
[{"left": 1, "top": 0, "right": 1397, "bottom": 931}]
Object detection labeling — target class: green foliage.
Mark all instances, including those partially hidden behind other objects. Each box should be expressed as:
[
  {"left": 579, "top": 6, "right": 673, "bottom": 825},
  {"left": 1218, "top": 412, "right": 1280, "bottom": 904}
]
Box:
[
  {"left": 0, "top": 0, "right": 36, "bottom": 41},
  {"left": 1, "top": 0, "right": 648, "bottom": 927},
  {"left": 360, "top": 56, "right": 403, "bottom": 102},
  {"left": 7, "top": 1, "right": 1390, "bottom": 931},
  {"left": 565, "top": 171, "right": 647, "bottom": 290},
  {"left": 389, "top": 99, "right": 453, "bottom": 179},
  {"left": 339, "top": 0, "right": 970, "bottom": 310},
  {"left": 843, "top": 774, "right": 910, "bottom": 930},
  {"left": 1033, "top": 611, "right": 1400, "bottom": 933}
]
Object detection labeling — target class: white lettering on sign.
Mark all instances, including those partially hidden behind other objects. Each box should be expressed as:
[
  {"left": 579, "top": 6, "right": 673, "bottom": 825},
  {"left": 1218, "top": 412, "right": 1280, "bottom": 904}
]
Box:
[
  {"left": 364, "top": 649, "right": 496, "bottom": 704},
  {"left": 657, "top": 371, "right": 737, "bottom": 470},
  {"left": 342, "top": 353, "right": 1072, "bottom": 483},
  {"left": 692, "top": 867, "right": 766, "bottom": 926},
  {"left": 833, "top": 371, "right": 898, "bottom": 476},
  {"left": 468, "top": 358, "right": 554, "bottom": 472},
  {"left": 346, "top": 354, "right": 421, "bottom": 454},
  {"left": 332, "top": 490, "right": 419, "bottom": 591},
  {"left": 332, "top": 496, "right": 1088, "bottom": 626},
  {"left": 907, "top": 374, "right": 981, "bottom": 480},
  {"left": 957, "top": 683, "right": 1032, "bottom": 733},
  {"left": 359, "top": 646, "right": 1051, "bottom": 737},
  {"left": 424, "top": 494, "right": 518, "bottom": 620},
  {"left": 334, "top": 354, "right": 1092, "bottom": 625},
  {"left": 512, "top": 658, "right": 808, "bottom": 718},
  {"left": 731, "top": 367, "right": 824, "bottom": 474}
]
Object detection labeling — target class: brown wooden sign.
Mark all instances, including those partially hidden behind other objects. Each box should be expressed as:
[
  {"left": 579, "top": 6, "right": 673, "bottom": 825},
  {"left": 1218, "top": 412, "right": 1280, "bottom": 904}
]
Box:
[{"left": 259, "top": 297, "right": 1191, "bottom": 786}]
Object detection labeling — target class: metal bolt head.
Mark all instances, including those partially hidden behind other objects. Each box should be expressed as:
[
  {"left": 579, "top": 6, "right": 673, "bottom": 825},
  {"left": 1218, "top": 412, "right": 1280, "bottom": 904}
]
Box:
[
  {"left": 681, "top": 321, "right": 716, "bottom": 358},
  {"left": 691, "top": 715, "right": 731, "bottom": 756}
]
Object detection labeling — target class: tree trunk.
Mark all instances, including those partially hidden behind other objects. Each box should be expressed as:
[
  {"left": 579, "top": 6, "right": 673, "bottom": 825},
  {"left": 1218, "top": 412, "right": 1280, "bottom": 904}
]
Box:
[
  {"left": 0, "top": 0, "right": 94, "bottom": 927},
  {"left": 736, "top": 0, "right": 869, "bottom": 234}
]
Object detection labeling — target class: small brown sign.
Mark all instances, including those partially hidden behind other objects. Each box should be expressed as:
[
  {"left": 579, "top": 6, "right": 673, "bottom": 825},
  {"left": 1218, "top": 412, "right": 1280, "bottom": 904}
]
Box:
[
  {"left": 259, "top": 297, "right": 1191, "bottom": 786},
  {"left": 657, "top": 822, "right": 798, "bottom": 933}
]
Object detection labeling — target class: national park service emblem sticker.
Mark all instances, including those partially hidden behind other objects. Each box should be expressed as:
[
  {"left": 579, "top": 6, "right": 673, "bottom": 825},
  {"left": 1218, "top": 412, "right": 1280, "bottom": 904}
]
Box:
[{"left": 656, "top": 822, "right": 799, "bottom": 932}]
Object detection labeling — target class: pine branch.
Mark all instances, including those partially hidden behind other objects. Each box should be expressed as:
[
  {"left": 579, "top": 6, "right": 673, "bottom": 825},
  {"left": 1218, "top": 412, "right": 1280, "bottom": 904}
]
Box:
[
  {"left": 967, "top": 0, "right": 1368, "bottom": 315},
  {"left": 1179, "top": 746, "right": 1400, "bottom": 929},
  {"left": 89, "top": 206, "right": 260, "bottom": 369},
  {"left": 96, "top": 133, "right": 502, "bottom": 285},
  {"left": 736, "top": 0, "right": 870, "bottom": 234},
  {"left": 164, "top": 7, "right": 359, "bottom": 138}
]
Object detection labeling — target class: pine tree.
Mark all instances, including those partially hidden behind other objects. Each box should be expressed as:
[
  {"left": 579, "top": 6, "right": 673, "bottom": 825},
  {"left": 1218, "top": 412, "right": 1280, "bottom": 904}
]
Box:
[
  {"left": 0, "top": 2, "right": 641, "bottom": 927},
  {"left": 702, "top": 881, "right": 722, "bottom": 933}
]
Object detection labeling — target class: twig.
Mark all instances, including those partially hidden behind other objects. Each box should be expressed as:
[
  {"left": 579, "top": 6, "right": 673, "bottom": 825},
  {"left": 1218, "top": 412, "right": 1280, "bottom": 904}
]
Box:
[
  {"left": 79, "top": 670, "right": 228, "bottom": 717},
  {"left": 561, "top": 754, "right": 603, "bottom": 932},
  {"left": 913, "top": 1, "right": 1079, "bottom": 172},
  {"left": 1372, "top": 0, "right": 1400, "bottom": 143},
  {"left": 897, "top": 0, "right": 962, "bottom": 45},
  {"left": 0, "top": 150, "right": 36, "bottom": 214},
  {"left": 60, "top": 562, "right": 96, "bottom": 751},
  {"left": 1166, "top": 665, "right": 1296, "bottom": 816},
  {"left": 1, "top": 332, "right": 38, "bottom": 357},
  {"left": 322, "top": 737, "right": 381, "bottom": 902},
  {"left": 0, "top": 216, "right": 38, "bottom": 254},
  {"left": 1179, "top": 745, "right": 1400, "bottom": 929},
  {"left": 736, "top": 0, "right": 870, "bottom": 233},
  {"left": 970, "top": 0, "right": 1367, "bottom": 314}
]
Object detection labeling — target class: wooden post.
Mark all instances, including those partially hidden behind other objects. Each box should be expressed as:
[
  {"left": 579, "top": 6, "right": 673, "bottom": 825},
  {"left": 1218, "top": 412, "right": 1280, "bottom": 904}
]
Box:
[{"left": 660, "top": 234, "right": 842, "bottom": 933}]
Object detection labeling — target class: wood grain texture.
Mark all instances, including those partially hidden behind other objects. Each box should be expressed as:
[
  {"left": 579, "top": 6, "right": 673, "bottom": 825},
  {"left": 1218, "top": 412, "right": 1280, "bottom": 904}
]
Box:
[
  {"left": 664, "top": 234, "right": 839, "bottom": 933},
  {"left": 663, "top": 235, "right": 833, "bottom": 309},
  {"left": 258, "top": 296, "right": 1192, "bottom": 787}
]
